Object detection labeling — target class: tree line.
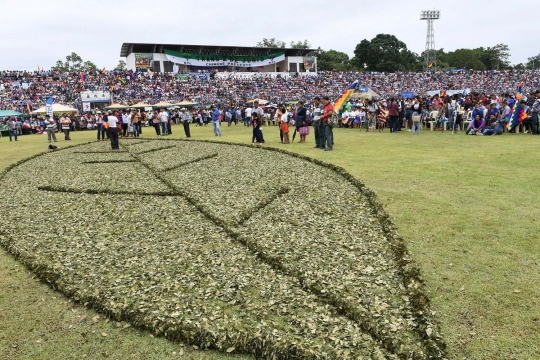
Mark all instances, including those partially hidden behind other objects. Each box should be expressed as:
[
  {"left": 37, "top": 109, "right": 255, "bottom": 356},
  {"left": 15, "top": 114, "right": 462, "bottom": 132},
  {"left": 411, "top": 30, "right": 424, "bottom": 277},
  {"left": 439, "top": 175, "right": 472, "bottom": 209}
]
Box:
[
  {"left": 256, "top": 35, "right": 539, "bottom": 72},
  {"left": 51, "top": 35, "right": 538, "bottom": 74}
]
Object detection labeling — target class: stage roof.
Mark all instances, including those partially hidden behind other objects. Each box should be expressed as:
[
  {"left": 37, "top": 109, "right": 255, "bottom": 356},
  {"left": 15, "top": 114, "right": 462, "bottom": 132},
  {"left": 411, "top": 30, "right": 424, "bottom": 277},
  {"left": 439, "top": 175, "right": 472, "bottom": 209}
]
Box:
[{"left": 120, "top": 43, "right": 317, "bottom": 58}]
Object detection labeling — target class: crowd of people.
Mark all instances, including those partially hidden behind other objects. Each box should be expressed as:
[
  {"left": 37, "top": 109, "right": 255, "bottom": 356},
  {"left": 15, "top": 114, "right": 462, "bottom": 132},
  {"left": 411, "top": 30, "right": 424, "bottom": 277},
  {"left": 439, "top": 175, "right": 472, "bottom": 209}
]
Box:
[
  {"left": 2, "top": 67, "right": 540, "bottom": 146},
  {"left": 2, "top": 68, "right": 540, "bottom": 114}
]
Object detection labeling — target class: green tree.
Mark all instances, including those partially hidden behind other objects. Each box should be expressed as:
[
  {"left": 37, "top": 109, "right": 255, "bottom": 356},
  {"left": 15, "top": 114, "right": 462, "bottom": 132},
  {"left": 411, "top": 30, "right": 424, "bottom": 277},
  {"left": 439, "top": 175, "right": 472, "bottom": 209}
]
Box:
[
  {"left": 477, "top": 44, "right": 510, "bottom": 70},
  {"left": 255, "top": 38, "right": 286, "bottom": 48},
  {"left": 83, "top": 61, "right": 97, "bottom": 70},
  {"left": 52, "top": 60, "right": 68, "bottom": 72},
  {"left": 351, "top": 34, "right": 419, "bottom": 72},
  {"left": 290, "top": 40, "right": 311, "bottom": 49},
  {"left": 446, "top": 49, "right": 486, "bottom": 70},
  {"left": 316, "top": 48, "right": 351, "bottom": 71},
  {"left": 526, "top": 54, "right": 540, "bottom": 69},
  {"left": 115, "top": 60, "right": 127, "bottom": 71},
  {"left": 66, "top": 52, "right": 83, "bottom": 71}
]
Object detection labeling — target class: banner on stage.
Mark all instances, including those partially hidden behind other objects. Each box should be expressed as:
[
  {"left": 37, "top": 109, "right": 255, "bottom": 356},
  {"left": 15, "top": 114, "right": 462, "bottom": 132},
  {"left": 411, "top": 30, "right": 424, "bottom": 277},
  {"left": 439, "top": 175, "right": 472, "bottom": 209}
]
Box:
[
  {"left": 81, "top": 91, "right": 111, "bottom": 103},
  {"left": 303, "top": 57, "right": 315, "bottom": 70},
  {"left": 135, "top": 53, "right": 153, "bottom": 68},
  {"left": 164, "top": 49, "right": 285, "bottom": 68}
]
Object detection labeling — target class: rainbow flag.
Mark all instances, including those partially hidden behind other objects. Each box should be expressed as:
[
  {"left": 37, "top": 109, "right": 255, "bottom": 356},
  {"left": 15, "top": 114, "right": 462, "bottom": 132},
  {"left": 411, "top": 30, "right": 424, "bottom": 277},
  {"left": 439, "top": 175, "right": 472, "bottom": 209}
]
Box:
[
  {"left": 507, "top": 82, "right": 525, "bottom": 130},
  {"left": 118, "top": 76, "right": 126, "bottom": 85},
  {"left": 333, "top": 81, "right": 358, "bottom": 112},
  {"left": 507, "top": 104, "right": 527, "bottom": 131}
]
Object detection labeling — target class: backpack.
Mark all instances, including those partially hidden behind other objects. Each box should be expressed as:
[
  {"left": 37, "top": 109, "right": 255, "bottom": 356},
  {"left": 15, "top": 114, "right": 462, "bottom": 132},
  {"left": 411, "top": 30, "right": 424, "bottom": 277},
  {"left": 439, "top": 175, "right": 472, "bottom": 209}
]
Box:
[{"left": 328, "top": 112, "right": 339, "bottom": 128}]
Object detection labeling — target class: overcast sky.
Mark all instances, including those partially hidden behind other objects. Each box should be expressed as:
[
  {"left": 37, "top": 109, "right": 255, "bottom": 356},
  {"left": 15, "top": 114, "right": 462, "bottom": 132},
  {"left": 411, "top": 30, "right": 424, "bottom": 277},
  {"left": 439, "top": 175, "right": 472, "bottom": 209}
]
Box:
[{"left": 0, "top": 0, "right": 538, "bottom": 71}]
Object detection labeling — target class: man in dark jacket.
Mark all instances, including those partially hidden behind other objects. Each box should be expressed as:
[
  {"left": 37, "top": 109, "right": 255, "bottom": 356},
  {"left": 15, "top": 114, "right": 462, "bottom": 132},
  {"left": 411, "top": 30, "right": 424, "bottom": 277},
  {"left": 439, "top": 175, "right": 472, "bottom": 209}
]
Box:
[{"left": 294, "top": 101, "right": 307, "bottom": 143}]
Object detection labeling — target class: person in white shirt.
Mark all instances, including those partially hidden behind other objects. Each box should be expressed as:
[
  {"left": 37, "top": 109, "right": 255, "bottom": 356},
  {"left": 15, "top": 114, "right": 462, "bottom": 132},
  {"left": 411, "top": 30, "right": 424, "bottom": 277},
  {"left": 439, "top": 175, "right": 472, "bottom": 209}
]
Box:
[
  {"left": 341, "top": 110, "right": 349, "bottom": 128},
  {"left": 121, "top": 110, "right": 130, "bottom": 137},
  {"left": 106, "top": 111, "right": 120, "bottom": 149},
  {"left": 244, "top": 107, "right": 252, "bottom": 127},
  {"left": 95, "top": 112, "right": 106, "bottom": 141},
  {"left": 348, "top": 106, "right": 359, "bottom": 129},
  {"left": 159, "top": 108, "right": 169, "bottom": 135}
]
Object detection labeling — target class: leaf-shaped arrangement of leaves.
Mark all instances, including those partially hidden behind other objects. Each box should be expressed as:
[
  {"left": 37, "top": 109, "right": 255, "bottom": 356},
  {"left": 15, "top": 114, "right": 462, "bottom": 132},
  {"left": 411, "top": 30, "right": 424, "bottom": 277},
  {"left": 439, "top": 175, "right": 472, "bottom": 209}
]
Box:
[{"left": 0, "top": 139, "right": 446, "bottom": 359}]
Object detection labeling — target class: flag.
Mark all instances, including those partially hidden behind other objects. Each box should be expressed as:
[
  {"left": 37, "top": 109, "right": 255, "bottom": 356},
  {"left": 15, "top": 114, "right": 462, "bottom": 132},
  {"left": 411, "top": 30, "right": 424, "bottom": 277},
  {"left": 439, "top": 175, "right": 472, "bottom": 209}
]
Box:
[
  {"left": 428, "top": 62, "right": 434, "bottom": 68},
  {"left": 440, "top": 90, "right": 447, "bottom": 98},
  {"left": 102, "top": 68, "right": 107, "bottom": 74},
  {"left": 37, "top": 65, "right": 41, "bottom": 72},
  {"left": 507, "top": 82, "right": 525, "bottom": 130},
  {"left": 333, "top": 81, "right": 358, "bottom": 112},
  {"left": 507, "top": 104, "right": 527, "bottom": 131},
  {"left": 80, "top": 73, "right": 86, "bottom": 83},
  {"left": 118, "top": 76, "right": 126, "bottom": 85},
  {"left": 46, "top": 96, "right": 54, "bottom": 119}
]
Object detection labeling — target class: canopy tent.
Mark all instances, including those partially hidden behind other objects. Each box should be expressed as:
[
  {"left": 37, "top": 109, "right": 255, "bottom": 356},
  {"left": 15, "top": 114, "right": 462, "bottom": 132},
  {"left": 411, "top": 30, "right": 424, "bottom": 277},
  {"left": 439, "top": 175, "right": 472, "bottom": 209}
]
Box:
[
  {"left": 105, "top": 103, "right": 128, "bottom": 110},
  {"left": 153, "top": 101, "right": 173, "bottom": 108},
  {"left": 0, "top": 110, "right": 25, "bottom": 117},
  {"left": 247, "top": 99, "right": 268, "bottom": 105},
  {"left": 32, "top": 104, "right": 78, "bottom": 114},
  {"left": 174, "top": 100, "right": 198, "bottom": 107},
  {"left": 129, "top": 102, "right": 152, "bottom": 108}
]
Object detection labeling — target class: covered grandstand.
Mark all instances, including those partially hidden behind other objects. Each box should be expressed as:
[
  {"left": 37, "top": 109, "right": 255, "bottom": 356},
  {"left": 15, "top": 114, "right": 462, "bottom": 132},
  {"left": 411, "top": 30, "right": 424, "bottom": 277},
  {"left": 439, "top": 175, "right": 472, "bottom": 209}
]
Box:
[{"left": 120, "top": 43, "right": 318, "bottom": 74}]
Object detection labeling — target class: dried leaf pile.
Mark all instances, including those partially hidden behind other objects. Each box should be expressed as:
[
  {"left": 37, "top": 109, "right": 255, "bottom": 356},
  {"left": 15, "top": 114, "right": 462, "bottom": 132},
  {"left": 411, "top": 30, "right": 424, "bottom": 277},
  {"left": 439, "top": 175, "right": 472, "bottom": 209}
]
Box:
[{"left": 0, "top": 139, "right": 446, "bottom": 359}]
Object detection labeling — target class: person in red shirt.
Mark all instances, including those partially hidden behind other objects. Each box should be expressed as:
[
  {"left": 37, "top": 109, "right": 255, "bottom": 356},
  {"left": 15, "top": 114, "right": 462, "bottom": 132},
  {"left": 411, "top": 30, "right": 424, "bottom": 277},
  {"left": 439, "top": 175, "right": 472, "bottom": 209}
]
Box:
[
  {"left": 387, "top": 97, "right": 400, "bottom": 133},
  {"left": 319, "top": 96, "right": 334, "bottom": 151}
]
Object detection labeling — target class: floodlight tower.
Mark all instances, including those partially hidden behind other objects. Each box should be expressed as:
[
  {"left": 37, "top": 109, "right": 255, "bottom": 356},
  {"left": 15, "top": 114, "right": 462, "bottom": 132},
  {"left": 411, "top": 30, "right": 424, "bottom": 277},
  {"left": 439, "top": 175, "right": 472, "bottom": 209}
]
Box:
[{"left": 420, "top": 10, "right": 440, "bottom": 72}]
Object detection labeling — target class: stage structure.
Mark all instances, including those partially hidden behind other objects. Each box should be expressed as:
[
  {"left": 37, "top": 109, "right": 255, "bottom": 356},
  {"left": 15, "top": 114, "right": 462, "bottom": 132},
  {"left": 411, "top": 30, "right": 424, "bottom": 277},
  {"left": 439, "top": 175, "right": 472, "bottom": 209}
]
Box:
[
  {"left": 420, "top": 10, "right": 440, "bottom": 72},
  {"left": 120, "top": 43, "right": 318, "bottom": 74}
]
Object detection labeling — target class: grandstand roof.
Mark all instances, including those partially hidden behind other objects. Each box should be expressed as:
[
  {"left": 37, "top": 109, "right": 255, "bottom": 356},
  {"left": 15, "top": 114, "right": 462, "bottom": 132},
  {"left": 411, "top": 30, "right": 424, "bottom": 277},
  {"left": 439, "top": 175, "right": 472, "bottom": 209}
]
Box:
[{"left": 120, "top": 43, "right": 317, "bottom": 58}]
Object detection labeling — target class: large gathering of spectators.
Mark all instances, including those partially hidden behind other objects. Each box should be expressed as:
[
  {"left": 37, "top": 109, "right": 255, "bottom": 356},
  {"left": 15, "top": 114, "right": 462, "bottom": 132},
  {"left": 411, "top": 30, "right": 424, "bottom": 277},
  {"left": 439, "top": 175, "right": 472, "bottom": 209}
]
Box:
[{"left": 2, "top": 68, "right": 540, "bottom": 114}]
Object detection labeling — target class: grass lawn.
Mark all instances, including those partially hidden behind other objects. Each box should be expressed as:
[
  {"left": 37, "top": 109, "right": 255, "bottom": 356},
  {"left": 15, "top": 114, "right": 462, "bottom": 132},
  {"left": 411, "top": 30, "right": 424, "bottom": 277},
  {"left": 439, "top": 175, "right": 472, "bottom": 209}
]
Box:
[{"left": 1, "top": 124, "right": 539, "bottom": 359}]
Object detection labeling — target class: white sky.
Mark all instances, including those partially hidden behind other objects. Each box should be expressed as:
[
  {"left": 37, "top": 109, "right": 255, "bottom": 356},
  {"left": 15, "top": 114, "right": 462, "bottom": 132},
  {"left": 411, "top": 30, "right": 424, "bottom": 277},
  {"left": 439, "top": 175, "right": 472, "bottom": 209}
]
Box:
[{"left": 0, "top": 0, "right": 538, "bottom": 71}]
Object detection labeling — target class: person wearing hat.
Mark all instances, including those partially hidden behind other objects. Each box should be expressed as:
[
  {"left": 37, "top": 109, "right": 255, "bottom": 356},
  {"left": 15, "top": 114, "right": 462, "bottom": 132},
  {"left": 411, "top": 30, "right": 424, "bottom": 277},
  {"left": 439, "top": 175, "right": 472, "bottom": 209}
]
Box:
[
  {"left": 180, "top": 107, "right": 191, "bottom": 138},
  {"left": 44, "top": 114, "right": 57, "bottom": 143}
]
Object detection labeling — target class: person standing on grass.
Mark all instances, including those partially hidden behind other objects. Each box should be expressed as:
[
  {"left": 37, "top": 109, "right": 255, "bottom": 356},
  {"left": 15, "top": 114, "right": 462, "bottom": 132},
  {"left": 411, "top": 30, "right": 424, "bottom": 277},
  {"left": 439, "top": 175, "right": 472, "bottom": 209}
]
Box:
[
  {"left": 96, "top": 112, "right": 106, "bottom": 141},
  {"left": 320, "top": 97, "right": 334, "bottom": 151},
  {"left": 121, "top": 110, "right": 129, "bottom": 137},
  {"left": 280, "top": 106, "right": 290, "bottom": 144},
  {"left": 159, "top": 108, "right": 169, "bottom": 136},
  {"left": 387, "top": 97, "right": 400, "bottom": 133},
  {"left": 60, "top": 113, "right": 71, "bottom": 140},
  {"left": 132, "top": 110, "right": 141, "bottom": 138},
  {"left": 295, "top": 101, "right": 308, "bottom": 143},
  {"left": 107, "top": 111, "right": 120, "bottom": 149},
  {"left": 44, "top": 115, "right": 57, "bottom": 143},
  {"left": 152, "top": 110, "right": 161, "bottom": 136},
  {"left": 531, "top": 90, "right": 540, "bottom": 135},
  {"left": 180, "top": 108, "right": 191, "bottom": 138},
  {"left": 252, "top": 101, "right": 265, "bottom": 143},
  {"left": 244, "top": 106, "right": 252, "bottom": 127},
  {"left": 210, "top": 105, "right": 222, "bottom": 136},
  {"left": 6, "top": 117, "right": 18, "bottom": 141}
]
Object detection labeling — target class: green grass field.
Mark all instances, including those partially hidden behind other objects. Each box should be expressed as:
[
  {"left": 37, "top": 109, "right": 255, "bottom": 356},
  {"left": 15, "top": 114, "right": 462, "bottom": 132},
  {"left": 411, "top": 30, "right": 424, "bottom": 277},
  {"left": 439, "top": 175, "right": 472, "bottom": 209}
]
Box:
[{"left": 1, "top": 124, "right": 539, "bottom": 359}]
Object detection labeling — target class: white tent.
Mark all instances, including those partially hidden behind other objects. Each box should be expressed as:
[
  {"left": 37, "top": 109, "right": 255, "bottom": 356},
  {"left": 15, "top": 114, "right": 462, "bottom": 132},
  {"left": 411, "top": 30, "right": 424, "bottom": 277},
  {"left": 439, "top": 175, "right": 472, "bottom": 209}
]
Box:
[{"left": 32, "top": 104, "right": 79, "bottom": 114}]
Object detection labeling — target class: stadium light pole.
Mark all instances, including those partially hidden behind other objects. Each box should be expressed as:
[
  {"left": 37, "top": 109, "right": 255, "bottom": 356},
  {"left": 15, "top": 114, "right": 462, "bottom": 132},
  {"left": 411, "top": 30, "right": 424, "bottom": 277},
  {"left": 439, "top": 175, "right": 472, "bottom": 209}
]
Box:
[{"left": 420, "top": 10, "right": 440, "bottom": 72}]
